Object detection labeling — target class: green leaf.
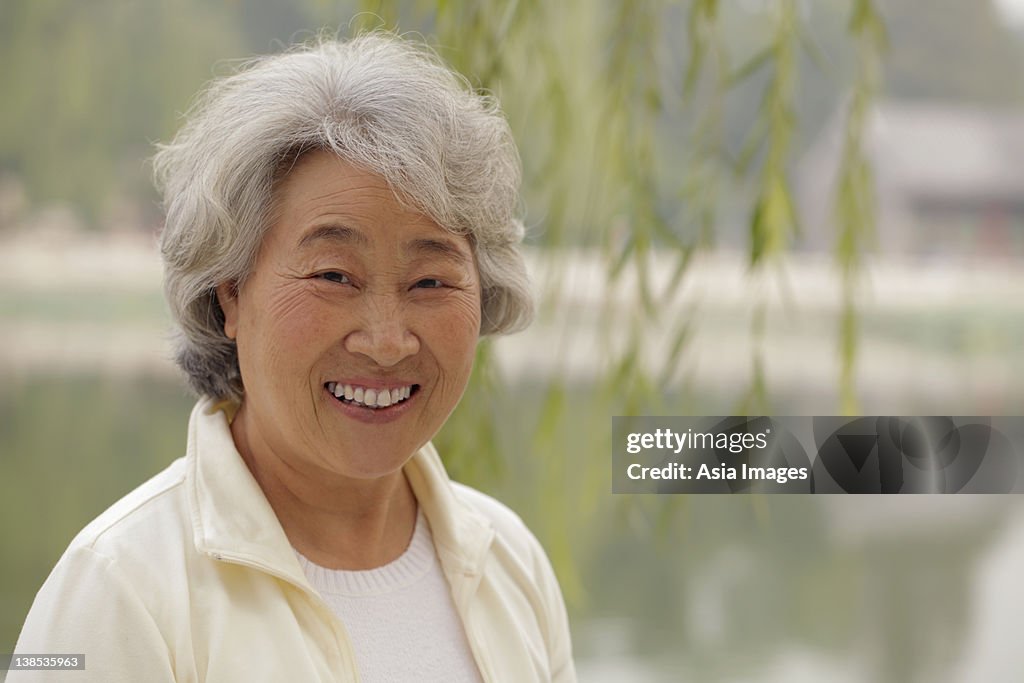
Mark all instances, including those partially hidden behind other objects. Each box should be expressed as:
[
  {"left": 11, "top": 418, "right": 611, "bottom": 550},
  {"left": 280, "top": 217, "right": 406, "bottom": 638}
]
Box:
[{"left": 727, "top": 46, "right": 773, "bottom": 87}]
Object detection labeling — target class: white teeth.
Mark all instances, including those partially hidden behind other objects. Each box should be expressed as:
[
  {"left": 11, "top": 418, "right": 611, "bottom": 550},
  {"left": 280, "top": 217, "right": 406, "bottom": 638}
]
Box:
[{"left": 327, "top": 383, "right": 415, "bottom": 408}]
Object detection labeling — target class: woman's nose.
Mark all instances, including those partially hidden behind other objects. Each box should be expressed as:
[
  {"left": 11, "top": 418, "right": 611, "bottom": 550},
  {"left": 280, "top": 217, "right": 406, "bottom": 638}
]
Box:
[{"left": 343, "top": 296, "right": 420, "bottom": 367}]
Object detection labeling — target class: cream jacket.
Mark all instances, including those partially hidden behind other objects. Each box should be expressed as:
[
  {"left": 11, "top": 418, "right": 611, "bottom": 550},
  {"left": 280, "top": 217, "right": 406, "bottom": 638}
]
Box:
[{"left": 11, "top": 399, "right": 576, "bottom": 682}]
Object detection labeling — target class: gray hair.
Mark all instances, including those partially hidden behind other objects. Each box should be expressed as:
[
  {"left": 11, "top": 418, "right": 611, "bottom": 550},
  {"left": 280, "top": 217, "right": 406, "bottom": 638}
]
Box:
[{"left": 153, "top": 32, "right": 533, "bottom": 401}]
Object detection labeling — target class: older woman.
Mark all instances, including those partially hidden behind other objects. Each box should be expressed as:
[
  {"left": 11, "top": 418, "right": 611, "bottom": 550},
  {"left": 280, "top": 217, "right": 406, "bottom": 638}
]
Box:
[{"left": 11, "top": 33, "right": 575, "bottom": 682}]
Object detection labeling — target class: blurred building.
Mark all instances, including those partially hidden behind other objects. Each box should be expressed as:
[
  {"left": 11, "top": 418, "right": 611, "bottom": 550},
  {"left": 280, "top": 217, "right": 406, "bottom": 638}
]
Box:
[{"left": 799, "top": 101, "right": 1024, "bottom": 258}]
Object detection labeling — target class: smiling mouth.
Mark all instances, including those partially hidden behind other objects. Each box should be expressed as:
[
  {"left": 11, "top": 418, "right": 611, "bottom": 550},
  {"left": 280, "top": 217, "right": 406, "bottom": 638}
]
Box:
[{"left": 325, "top": 382, "right": 420, "bottom": 410}]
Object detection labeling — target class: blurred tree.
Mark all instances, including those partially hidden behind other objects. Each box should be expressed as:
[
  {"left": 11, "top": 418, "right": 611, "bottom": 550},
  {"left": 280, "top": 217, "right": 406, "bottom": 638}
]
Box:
[
  {"left": 6, "top": 0, "right": 1018, "bottom": 233},
  {"left": 0, "top": 0, "right": 246, "bottom": 225}
]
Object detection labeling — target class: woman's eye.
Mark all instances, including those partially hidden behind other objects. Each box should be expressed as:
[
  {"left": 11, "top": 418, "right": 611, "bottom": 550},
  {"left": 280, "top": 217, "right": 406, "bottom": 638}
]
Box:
[
  {"left": 415, "top": 278, "right": 444, "bottom": 289},
  {"left": 319, "top": 271, "right": 351, "bottom": 284}
]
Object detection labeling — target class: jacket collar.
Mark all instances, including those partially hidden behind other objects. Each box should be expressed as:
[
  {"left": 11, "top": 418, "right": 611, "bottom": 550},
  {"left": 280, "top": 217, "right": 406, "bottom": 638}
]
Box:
[{"left": 185, "top": 398, "right": 493, "bottom": 585}]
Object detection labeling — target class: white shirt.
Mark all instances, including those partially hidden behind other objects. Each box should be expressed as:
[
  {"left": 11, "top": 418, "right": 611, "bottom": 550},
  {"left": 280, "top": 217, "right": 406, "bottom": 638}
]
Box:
[{"left": 295, "top": 512, "right": 484, "bottom": 682}]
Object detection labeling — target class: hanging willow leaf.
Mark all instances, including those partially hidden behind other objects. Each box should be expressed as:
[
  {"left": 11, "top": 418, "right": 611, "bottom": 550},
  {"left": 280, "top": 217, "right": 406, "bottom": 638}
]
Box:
[
  {"left": 727, "top": 46, "right": 773, "bottom": 88},
  {"left": 832, "top": 0, "right": 886, "bottom": 414}
]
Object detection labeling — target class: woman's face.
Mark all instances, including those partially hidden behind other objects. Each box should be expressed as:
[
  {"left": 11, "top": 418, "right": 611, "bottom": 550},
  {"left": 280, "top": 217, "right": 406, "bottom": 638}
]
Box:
[{"left": 218, "top": 150, "right": 481, "bottom": 480}]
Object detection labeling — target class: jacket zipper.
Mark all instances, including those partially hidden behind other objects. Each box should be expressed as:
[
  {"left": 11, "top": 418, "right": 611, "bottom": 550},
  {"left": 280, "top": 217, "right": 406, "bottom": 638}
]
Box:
[{"left": 208, "top": 551, "right": 361, "bottom": 683}]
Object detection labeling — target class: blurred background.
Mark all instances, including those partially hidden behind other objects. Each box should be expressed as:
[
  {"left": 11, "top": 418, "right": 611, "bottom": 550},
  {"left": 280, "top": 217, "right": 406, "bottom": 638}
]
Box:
[{"left": 2, "top": 1, "right": 1024, "bottom": 681}]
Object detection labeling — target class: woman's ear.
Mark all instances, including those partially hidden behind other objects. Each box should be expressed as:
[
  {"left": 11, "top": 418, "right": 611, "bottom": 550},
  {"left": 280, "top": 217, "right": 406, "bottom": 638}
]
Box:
[{"left": 215, "top": 283, "right": 239, "bottom": 340}]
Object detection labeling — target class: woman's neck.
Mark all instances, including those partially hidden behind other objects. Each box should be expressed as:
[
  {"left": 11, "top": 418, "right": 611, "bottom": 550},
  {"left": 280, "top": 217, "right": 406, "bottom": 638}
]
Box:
[{"left": 229, "top": 405, "right": 419, "bottom": 571}]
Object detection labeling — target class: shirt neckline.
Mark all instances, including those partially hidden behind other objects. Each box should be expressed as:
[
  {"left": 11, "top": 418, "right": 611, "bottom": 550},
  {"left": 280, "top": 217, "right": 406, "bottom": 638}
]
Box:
[{"left": 294, "top": 510, "right": 435, "bottom": 597}]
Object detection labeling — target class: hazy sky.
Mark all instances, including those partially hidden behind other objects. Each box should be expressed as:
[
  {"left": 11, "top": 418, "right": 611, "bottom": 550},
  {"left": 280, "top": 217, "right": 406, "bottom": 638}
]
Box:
[{"left": 994, "top": 0, "right": 1024, "bottom": 26}]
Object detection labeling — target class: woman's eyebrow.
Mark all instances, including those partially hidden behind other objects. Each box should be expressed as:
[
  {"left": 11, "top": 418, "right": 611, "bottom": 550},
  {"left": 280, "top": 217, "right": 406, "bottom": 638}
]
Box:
[
  {"left": 405, "top": 237, "right": 472, "bottom": 265},
  {"left": 297, "top": 224, "right": 369, "bottom": 249},
  {"left": 297, "top": 226, "right": 469, "bottom": 264}
]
